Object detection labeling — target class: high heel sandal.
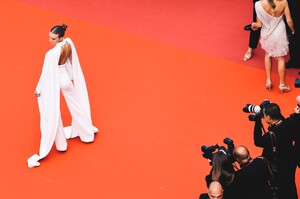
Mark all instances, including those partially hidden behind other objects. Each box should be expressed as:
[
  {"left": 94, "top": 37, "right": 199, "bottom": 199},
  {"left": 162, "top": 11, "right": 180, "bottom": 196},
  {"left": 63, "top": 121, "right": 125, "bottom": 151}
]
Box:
[
  {"left": 279, "top": 85, "right": 291, "bottom": 94},
  {"left": 266, "top": 81, "right": 272, "bottom": 91},
  {"left": 243, "top": 50, "right": 253, "bottom": 61}
]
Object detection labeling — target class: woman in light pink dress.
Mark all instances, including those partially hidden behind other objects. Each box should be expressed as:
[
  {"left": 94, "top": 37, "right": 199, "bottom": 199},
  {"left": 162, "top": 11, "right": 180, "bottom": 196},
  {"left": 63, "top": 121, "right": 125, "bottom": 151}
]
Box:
[{"left": 252, "top": 0, "right": 295, "bottom": 93}]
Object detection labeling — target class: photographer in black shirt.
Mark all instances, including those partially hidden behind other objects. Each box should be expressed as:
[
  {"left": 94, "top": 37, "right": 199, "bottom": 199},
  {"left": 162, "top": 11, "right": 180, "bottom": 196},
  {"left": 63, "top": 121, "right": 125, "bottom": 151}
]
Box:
[
  {"left": 233, "top": 146, "right": 273, "bottom": 199},
  {"left": 253, "top": 102, "right": 300, "bottom": 199}
]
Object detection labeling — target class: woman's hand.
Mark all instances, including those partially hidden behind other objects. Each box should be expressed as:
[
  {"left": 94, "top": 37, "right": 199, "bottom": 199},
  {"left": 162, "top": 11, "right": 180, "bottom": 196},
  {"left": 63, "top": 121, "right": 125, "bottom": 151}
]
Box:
[
  {"left": 251, "top": 22, "right": 260, "bottom": 31},
  {"left": 34, "top": 90, "right": 41, "bottom": 97}
]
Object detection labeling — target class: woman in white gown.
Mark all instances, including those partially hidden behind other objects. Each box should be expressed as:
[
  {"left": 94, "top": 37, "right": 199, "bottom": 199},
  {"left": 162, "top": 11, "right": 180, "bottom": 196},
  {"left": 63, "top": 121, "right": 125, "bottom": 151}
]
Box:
[
  {"left": 252, "top": 0, "right": 295, "bottom": 93},
  {"left": 28, "top": 24, "right": 98, "bottom": 168}
]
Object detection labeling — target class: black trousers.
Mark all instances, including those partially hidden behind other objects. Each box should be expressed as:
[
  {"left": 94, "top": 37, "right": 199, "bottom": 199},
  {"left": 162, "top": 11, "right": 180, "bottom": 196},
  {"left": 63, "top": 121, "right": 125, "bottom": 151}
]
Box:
[{"left": 249, "top": 0, "right": 260, "bottom": 49}]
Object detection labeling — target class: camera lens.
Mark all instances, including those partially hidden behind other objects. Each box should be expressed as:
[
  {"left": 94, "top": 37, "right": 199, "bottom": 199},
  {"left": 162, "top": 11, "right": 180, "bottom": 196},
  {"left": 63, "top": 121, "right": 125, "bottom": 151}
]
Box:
[
  {"left": 223, "top": 138, "right": 233, "bottom": 145},
  {"left": 248, "top": 114, "right": 257, "bottom": 121},
  {"left": 201, "top": 145, "right": 208, "bottom": 152},
  {"left": 294, "top": 78, "right": 300, "bottom": 88}
]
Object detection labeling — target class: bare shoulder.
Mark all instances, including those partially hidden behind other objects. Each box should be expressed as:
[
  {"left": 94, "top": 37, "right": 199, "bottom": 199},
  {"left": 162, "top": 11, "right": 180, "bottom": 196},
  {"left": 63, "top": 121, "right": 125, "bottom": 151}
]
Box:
[
  {"left": 275, "top": 0, "right": 287, "bottom": 5},
  {"left": 61, "top": 41, "right": 71, "bottom": 55},
  {"left": 277, "top": 0, "right": 288, "bottom": 10},
  {"left": 63, "top": 41, "right": 71, "bottom": 50},
  {"left": 260, "top": 0, "right": 271, "bottom": 11},
  {"left": 261, "top": 0, "right": 267, "bottom": 3},
  {"left": 260, "top": 0, "right": 267, "bottom": 5},
  {"left": 260, "top": 0, "right": 270, "bottom": 8}
]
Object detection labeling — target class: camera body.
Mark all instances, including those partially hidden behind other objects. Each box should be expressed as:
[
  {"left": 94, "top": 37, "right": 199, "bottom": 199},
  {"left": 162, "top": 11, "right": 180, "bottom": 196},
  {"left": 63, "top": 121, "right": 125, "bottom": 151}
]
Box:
[
  {"left": 243, "top": 100, "right": 270, "bottom": 121},
  {"left": 201, "top": 137, "right": 235, "bottom": 164}
]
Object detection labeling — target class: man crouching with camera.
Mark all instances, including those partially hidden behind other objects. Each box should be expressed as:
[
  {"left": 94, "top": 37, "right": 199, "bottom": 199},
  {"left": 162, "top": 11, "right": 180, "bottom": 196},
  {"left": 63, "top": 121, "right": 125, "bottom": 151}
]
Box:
[
  {"left": 253, "top": 102, "right": 300, "bottom": 199},
  {"left": 233, "top": 146, "right": 273, "bottom": 199}
]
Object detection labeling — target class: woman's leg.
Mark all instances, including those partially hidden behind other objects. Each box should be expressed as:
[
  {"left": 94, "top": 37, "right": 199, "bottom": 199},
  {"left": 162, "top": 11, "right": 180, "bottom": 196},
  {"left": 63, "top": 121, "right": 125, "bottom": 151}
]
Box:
[
  {"left": 277, "top": 56, "right": 286, "bottom": 85},
  {"left": 264, "top": 53, "right": 272, "bottom": 84},
  {"left": 55, "top": 114, "right": 68, "bottom": 151},
  {"left": 277, "top": 56, "right": 291, "bottom": 93},
  {"left": 59, "top": 68, "right": 94, "bottom": 142},
  {"left": 62, "top": 86, "right": 95, "bottom": 142},
  {"left": 59, "top": 68, "right": 95, "bottom": 142}
]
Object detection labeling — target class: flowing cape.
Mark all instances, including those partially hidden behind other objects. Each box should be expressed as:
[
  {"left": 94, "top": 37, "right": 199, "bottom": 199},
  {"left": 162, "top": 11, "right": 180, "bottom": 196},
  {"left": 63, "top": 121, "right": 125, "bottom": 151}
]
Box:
[{"left": 27, "top": 38, "right": 98, "bottom": 168}]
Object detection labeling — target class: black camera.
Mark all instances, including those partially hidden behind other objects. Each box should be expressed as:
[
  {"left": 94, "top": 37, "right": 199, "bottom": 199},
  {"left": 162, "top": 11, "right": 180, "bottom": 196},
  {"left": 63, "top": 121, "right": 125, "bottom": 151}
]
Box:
[
  {"left": 224, "top": 137, "right": 234, "bottom": 152},
  {"left": 243, "top": 100, "right": 270, "bottom": 121},
  {"left": 201, "top": 137, "right": 235, "bottom": 164},
  {"left": 294, "top": 78, "right": 300, "bottom": 88}
]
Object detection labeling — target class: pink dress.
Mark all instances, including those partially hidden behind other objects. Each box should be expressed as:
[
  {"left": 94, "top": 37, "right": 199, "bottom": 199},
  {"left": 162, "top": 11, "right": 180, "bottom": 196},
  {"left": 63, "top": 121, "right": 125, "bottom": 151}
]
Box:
[{"left": 255, "top": 1, "right": 289, "bottom": 57}]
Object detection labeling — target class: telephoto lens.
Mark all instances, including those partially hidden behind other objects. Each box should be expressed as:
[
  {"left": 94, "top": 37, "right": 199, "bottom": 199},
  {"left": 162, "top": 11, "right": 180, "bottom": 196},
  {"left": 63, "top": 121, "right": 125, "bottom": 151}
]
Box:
[{"left": 243, "top": 104, "right": 261, "bottom": 113}]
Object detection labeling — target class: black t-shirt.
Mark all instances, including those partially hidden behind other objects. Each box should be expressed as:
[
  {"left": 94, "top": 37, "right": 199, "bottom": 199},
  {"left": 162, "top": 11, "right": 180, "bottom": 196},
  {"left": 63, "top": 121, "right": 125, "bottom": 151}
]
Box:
[{"left": 234, "top": 158, "right": 273, "bottom": 199}]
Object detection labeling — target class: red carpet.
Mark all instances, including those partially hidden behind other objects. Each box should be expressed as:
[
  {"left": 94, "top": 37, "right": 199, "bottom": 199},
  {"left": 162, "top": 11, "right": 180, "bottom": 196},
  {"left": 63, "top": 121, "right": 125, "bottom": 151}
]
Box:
[{"left": 0, "top": 0, "right": 299, "bottom": 198}]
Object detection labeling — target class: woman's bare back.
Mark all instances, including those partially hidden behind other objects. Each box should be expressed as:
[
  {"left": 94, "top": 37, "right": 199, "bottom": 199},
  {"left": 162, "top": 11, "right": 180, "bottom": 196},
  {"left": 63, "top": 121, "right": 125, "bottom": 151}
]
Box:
[
  {"left": 59, "top": 41, "right": 72, "bottom": 65},
  {"left": 261, "top": 0, "right": 287, "bottom": 17}
]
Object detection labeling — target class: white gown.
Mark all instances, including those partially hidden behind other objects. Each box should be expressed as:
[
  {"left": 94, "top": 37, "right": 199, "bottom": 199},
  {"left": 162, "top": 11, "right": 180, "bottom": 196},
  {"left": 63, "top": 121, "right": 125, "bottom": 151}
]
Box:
[{"left": 27, "top": 38, "right": 98, "bottom": 168}]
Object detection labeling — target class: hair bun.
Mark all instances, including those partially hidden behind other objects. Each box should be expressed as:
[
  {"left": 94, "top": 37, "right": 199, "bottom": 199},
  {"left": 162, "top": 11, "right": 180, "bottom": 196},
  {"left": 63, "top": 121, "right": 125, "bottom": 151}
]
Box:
[{"left": 61, "top": 24, "right": 68, "bottom": 31}]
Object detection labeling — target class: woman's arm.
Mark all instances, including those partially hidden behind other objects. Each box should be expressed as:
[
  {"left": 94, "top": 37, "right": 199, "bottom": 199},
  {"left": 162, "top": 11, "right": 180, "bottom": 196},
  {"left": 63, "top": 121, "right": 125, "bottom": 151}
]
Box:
[
  {"left": 251, "top": 17, "right": 262, "bottom": 31},
  {"left": 284, "top": 1, "right": 295, "bottom": 33}
]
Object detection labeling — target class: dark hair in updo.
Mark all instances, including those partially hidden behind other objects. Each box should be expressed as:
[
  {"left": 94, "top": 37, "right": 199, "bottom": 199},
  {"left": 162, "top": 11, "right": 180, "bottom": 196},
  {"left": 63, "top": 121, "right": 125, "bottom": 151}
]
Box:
[{"left": 50, "top": 24, "right": 68, "bottom": 38}]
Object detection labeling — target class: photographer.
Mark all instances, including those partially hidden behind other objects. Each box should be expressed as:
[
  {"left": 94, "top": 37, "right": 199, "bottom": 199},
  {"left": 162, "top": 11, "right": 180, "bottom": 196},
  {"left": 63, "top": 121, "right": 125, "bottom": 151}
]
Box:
[
  {"left": 200, "top": 181, "right": 224, "bottom": 199},
  {"left": 233, "top": 146, "right": 273, "bottom": 199},
  {"left": 253, "top": 102, "right": 300, "bottom": 199}
]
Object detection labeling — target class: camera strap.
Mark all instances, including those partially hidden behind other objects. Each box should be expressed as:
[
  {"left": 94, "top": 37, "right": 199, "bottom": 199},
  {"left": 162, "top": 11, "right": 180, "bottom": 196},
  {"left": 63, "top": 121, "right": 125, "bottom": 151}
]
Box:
[
  {"left": 257, "top": 156, "right": 275, "bottom": 180},
  {"left": 269, "top": 131, "right": 277, "bottom": 163},
  {"left": 257, "top": 156, "right": 278, "bottom": 199},
  {"left": 268, "top": 131, "right": 279, "bottom": 199}
]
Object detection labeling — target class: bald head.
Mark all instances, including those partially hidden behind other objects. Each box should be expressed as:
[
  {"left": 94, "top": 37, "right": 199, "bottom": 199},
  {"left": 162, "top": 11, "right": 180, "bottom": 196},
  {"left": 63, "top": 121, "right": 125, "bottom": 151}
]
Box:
[
  {"left": 208, "top": 181, "right": 223, "bottom": 199},
  {"left": 233, "top": 145, "right": 251, "bottom": 166}
]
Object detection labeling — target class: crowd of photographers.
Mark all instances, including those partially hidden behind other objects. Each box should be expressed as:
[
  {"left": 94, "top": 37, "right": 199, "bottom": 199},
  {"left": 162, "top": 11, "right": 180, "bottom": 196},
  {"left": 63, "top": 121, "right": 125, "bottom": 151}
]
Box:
[{"left": 200, "top": 99, "right": 300, "bottom": 199}]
